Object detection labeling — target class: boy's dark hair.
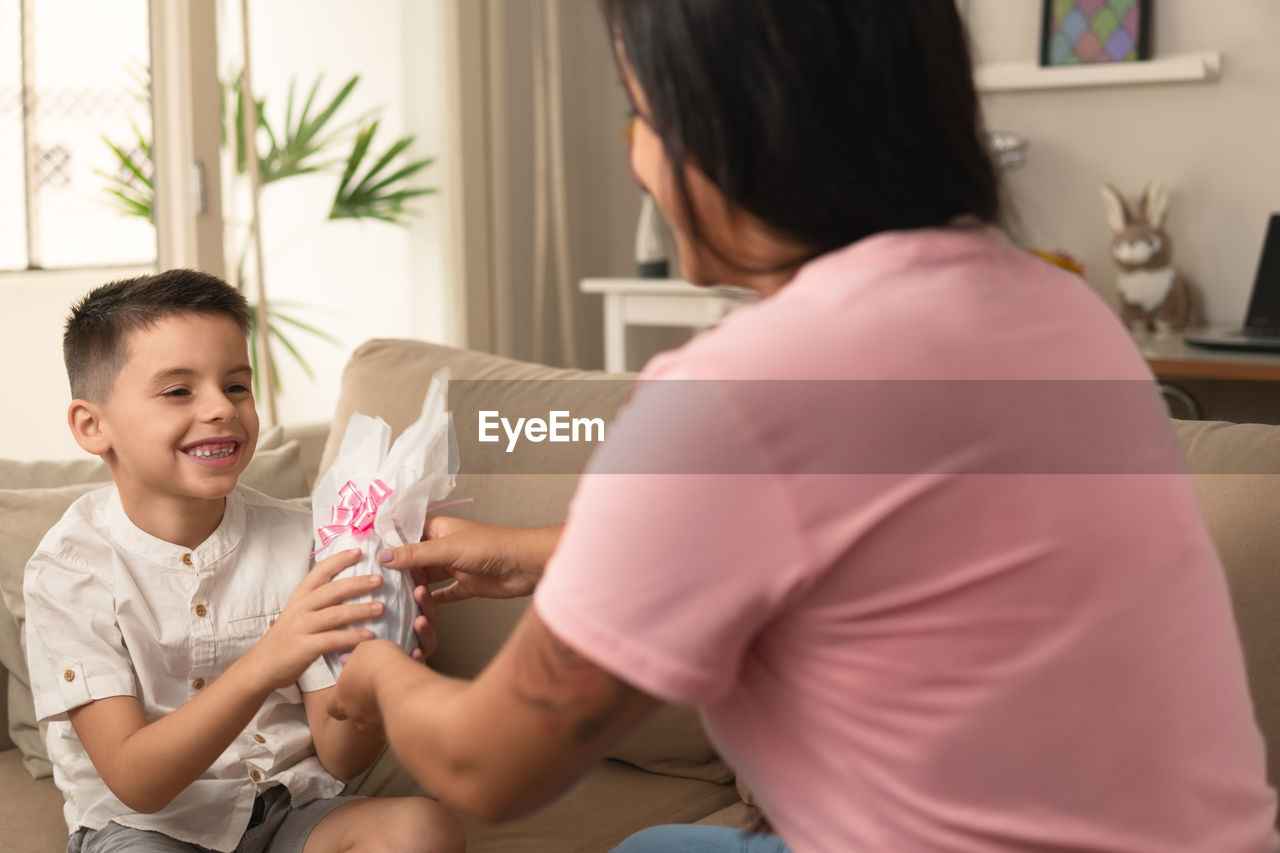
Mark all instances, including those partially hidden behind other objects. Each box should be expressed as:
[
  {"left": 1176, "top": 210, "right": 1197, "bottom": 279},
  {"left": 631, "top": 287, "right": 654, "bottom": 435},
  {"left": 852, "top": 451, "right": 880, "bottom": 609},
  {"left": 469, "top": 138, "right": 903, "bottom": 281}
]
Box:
[
  {"left": 600, "top": 0, "right": 1000, "bottom": 273},
  {"left": 64, "top": 269, "right": 251, "bottom": 401}
]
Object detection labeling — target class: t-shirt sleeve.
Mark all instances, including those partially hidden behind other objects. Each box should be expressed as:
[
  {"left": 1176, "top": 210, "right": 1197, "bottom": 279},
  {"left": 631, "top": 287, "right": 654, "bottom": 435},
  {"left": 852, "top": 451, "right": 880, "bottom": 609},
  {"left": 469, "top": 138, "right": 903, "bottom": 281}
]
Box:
[
  {"left": 533, "top": 369, "right": 810, "bottom": 705},
  {"left": 25, "top": 547, "right": 138, "bottom": 722}
]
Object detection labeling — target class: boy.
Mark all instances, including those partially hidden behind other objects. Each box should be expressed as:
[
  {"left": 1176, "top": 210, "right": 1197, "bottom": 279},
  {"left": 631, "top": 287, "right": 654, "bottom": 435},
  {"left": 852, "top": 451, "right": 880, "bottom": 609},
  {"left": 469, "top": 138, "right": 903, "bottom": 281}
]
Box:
[{"left": 24, "top": 270, "right": 464, "bottom": 852}]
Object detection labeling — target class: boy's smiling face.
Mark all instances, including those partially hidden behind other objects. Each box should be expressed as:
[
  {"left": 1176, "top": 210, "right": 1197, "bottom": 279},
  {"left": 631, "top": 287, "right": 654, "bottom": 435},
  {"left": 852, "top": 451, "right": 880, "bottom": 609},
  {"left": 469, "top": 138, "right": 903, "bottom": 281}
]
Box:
[{"left": 85, "top": 312, "right": 259, "bottom": 516}]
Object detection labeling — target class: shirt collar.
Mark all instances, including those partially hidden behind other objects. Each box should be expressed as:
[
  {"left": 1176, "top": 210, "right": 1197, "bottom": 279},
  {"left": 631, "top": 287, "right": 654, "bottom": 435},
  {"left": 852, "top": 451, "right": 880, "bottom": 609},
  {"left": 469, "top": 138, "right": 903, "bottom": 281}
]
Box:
[{"left": 107, "top": 487, "right": 246, "bottom": 569}]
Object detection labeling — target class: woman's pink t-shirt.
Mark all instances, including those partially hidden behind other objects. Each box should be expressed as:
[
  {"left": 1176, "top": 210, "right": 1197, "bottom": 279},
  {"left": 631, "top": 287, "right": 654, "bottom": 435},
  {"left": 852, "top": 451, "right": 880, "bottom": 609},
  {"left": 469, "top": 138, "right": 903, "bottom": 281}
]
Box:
[{"left": 534, "top": 227, "right": 1278, "bottom": 851}]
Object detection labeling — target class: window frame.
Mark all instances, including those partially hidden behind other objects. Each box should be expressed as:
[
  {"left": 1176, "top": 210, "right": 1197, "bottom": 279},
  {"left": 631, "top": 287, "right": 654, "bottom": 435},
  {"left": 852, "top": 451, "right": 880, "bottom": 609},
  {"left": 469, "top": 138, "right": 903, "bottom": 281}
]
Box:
[{"left": 0, "top": 0, "right": 224, "bottom": 286}]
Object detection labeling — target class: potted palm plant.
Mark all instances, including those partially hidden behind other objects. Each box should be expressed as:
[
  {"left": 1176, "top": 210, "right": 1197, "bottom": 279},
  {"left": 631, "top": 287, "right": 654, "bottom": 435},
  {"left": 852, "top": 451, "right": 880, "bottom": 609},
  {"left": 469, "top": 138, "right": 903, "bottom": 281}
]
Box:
[{"left": 99, "top": 72, "right": 436, "bottom": 395}]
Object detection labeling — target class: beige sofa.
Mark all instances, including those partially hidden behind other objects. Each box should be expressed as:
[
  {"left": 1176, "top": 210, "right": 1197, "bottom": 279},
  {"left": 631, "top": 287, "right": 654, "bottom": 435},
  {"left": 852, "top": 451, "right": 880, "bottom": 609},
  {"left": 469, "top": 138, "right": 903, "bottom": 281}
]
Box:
[{"left": 2, "top": 338, "right": 1278, "bottom": 851}]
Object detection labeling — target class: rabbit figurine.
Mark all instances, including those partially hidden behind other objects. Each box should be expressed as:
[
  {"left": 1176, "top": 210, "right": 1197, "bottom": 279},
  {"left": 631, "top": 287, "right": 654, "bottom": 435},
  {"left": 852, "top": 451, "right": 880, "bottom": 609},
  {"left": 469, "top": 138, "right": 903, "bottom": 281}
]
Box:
[{"left": 1100, "top": 182, "right": 1198, "bottom": 334}]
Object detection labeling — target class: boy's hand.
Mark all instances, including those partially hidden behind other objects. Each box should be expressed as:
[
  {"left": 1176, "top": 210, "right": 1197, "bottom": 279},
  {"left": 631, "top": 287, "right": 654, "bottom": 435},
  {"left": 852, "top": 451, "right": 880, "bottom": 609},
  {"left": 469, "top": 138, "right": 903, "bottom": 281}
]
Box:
[{"left": 243, "top": 548, "right": 384, "bottom": 691}]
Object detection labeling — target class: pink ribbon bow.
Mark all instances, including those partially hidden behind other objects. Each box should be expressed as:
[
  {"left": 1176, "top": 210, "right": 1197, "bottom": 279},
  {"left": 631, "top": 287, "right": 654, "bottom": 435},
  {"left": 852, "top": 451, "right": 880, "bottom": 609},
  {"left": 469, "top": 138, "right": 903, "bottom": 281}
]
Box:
[{"left": 315, "top": 479, "right": 394, "bottom": 552}]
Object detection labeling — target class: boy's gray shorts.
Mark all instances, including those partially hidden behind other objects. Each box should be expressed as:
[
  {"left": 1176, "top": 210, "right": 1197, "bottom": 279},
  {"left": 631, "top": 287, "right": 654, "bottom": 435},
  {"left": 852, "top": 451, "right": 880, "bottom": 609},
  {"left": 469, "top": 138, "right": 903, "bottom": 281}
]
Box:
[{"left": 66, "top": 787, "right": 360, "bottom": 853}]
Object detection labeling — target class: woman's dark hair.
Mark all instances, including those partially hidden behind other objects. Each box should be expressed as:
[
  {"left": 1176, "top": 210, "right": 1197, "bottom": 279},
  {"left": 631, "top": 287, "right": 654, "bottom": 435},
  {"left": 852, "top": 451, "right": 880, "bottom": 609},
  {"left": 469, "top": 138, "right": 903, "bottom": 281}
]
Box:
[{"left": 601, "top": 0, "right": 1000, "bottom": 271}]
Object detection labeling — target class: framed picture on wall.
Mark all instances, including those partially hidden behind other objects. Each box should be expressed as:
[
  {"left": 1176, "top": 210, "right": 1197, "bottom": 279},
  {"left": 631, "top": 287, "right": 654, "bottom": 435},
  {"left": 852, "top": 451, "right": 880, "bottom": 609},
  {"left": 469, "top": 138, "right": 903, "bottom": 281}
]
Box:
[{"left": 1040, "top": 0, "right": 1152, "bottom": 67}]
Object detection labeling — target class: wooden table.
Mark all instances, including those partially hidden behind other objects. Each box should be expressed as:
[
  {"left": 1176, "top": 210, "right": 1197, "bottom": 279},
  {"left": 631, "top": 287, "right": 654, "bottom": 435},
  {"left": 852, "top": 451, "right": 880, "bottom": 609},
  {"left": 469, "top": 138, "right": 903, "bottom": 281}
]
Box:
[
  {"left": 580, "top": 278, "right": 756, "bottom": 372},
  {"left": 1133, "top": 330, "right": 1280, "bottom": 382}
]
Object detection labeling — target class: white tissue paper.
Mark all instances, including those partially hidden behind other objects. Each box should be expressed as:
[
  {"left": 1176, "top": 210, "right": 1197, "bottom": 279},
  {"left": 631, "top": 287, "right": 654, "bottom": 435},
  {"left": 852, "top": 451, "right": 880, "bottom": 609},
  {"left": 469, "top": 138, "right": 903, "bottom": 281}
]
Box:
[{"left": 311, "top": 370, "right": 457, "bottom": 675}]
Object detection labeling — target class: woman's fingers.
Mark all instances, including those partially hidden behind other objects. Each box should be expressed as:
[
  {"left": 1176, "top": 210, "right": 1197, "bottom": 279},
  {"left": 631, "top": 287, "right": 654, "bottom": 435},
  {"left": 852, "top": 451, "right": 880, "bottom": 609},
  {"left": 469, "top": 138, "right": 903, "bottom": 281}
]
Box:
[
  {"left": 378, "top": 539, "right": 461, "bottom": 583},
  {"left": 413, "top": 613, "right": 438, "bottom": 660},
  {"left": 409, "top": 587, "right": 439, "bottom": 661},
  {"left": 413, "top": 584, "right": 441, "bottom": 622},
  {"left": 430, "top": 580, "right": 474, "bottom": 605},
  {"left": 423, "top": 514, "right": 473, "bottom": 540},
  {"left": 406, "top": 565, "right": 432, "bottom": 590}
]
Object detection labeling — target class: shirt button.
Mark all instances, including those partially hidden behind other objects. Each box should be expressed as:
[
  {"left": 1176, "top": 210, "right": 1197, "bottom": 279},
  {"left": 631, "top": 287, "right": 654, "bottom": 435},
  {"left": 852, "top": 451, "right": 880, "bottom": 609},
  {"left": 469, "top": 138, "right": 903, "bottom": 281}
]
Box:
[
  {"left": 192, "top": 678, "right": 206, "bottom": 690},
  {"left": 181, "top": 553, "right": 193, "bottom": 566},
  {"left": 194, "top": 604, "right": 207, "bottom": 617},
  {"left": 249, "top": 770, "right": 262, "bottom": 782},
  {"left": 63, "top": 669, "right": 75, "bottom": 682},
  {"left": 252, "top": 734, "right": 266, "bottom": 743}
]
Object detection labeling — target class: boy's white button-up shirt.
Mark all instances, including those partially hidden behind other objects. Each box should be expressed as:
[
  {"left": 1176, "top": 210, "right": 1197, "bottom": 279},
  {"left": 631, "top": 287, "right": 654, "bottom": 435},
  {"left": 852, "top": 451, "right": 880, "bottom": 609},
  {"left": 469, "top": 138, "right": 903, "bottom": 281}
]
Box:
[{"left": 24, "top": 485, "right": 343, "bottom": 853}]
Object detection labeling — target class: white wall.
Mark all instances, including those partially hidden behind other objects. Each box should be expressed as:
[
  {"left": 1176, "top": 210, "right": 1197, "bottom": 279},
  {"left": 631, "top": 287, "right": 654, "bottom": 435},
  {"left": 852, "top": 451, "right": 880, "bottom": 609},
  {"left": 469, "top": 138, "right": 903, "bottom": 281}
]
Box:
[
  {"left": 5, "top": 268, "right": 151, "bottom": 461},
  {"left": 969, "top": 0, "right": 1280, "bottom": 322}
]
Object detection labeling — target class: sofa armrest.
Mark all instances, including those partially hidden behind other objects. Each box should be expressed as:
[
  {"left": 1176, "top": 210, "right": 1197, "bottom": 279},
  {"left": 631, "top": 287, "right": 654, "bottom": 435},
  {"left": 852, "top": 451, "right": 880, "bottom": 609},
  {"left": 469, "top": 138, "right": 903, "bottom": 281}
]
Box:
[{"left": 1172, "top": 418, "right": 1280, "bottom": 813}]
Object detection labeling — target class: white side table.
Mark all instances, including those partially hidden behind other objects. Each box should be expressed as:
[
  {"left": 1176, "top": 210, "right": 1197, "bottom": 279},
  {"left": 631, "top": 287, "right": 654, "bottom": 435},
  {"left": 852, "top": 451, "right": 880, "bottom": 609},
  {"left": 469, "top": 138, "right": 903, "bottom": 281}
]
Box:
[{"left": 580, "top": 277, "right": 756, "bottom": 372}]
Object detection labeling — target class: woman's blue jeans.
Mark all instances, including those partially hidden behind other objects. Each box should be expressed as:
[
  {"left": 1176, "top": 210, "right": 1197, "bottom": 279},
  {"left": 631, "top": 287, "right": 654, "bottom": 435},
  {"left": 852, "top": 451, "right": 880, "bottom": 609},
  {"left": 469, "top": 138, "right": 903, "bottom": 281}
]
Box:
[{"left": 611, "top": 824, "right": 790, "bottom": 852}]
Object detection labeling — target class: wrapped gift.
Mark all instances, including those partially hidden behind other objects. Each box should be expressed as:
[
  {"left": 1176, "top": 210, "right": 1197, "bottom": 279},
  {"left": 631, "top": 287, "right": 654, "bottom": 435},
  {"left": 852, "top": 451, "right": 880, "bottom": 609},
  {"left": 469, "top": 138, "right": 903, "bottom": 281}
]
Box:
[{"left": 311, "top": 370, "right": 457, "bottom": 674}]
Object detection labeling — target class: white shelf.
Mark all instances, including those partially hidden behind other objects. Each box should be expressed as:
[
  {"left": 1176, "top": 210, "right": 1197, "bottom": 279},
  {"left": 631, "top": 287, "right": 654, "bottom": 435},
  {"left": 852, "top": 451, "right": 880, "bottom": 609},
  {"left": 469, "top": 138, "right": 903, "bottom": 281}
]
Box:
[{"left": 976, "top": 51, "right": 1221, "bottom": 93}]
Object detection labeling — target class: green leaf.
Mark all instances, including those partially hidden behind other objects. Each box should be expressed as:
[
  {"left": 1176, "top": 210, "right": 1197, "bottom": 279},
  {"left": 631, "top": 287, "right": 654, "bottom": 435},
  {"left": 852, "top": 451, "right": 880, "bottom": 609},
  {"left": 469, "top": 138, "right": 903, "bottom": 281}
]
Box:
[
  {"left": 344, "top": 136, "right": 413, "bottom": 196},
  {"left": 96, "top": 129, "right": 154, "bottom": 220},
  {"left": 267, "top": 322, "right": 316, "bottom": 381},
  {"left": 331, "top": 122, "right": 436, "bottom": 223},
  {"left": 283, "top": 77, "right": 297, "bottom": 145},
  {"left": 102, "top": 137, "right": 149, "bottom": 187},
  {"left": 268, "top": 310, "right": 343, "bottom": 347},
  {"left": 363, "top": 157, "right": 436, "bottom": 196},
  {"left": 264, "top": 74, "right": 363, "bottom": 184},
  {"left": 99, "top": 187, "right": 152, "bottom": 219}
]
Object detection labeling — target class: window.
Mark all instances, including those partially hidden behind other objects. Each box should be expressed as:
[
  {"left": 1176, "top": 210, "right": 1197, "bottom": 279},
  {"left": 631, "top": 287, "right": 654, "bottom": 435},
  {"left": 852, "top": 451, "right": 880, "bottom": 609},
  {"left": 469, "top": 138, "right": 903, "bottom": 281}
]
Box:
[{"left": 0, "top": 0, "right": 157, "bottom": 270}]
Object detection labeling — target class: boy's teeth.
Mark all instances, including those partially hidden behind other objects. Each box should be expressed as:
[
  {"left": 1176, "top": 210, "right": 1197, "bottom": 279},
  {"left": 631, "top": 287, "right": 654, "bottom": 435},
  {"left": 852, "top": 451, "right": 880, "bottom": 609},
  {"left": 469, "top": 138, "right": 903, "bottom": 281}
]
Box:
[{"left": 185, "top": 442, "right": 235, "bottom": 458}]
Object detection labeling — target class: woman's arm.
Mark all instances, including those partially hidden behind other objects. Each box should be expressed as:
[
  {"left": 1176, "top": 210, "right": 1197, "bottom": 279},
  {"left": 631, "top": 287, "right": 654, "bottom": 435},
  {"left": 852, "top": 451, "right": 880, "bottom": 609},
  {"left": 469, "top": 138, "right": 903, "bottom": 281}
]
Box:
[
  {"left": 302, "top": 686, "right": 388, "bottom": 781},
  {"left": 330, "top": 609, "right": 660, "bottom": 821}
]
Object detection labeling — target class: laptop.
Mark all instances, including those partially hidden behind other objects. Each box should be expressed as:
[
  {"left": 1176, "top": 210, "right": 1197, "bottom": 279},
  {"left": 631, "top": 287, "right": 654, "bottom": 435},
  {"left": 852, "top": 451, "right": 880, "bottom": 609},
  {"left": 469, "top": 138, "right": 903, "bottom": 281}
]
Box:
[{"left": 1185, "top": 213, "right": 1280, "bottom": 352}]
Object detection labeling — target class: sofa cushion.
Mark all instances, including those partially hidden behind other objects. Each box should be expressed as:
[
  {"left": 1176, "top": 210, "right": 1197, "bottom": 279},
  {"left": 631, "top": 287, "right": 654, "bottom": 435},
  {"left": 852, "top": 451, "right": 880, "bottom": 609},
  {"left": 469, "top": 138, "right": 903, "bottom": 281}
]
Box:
[
  {"left": 0, "top": 425, "right": 288, "bottom": 490},
  {"left": 0, "top": 437, "right": 312, "bottom": 778},
  {"left": 0, "top": 457, "right": 110, "bottom": 490},
  {"left": 0, "top": 483, "right": 96, "bottom": 778},
  {"left": 323, "top": 339, "right": 734, "bottom": 785},
  {"left": 609, "top": 704, "right": 734, "bottom": 785},
  {"left": 0, "top": 746, "right": 66, "bottom": 847},
  {"left": 1172, "top": 419, "right": 1280, "bottom": 805},
  {"left": 349, "top": 748, "right": 739, "bottom": 853}
]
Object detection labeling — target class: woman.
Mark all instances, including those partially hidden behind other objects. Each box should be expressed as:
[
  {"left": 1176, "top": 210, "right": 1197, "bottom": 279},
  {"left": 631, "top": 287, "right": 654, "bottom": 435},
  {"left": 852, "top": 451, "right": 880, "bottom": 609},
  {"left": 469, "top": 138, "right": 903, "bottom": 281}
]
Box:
[{"left": 330, "top": 1, "right": 1278, "bottom": 850}]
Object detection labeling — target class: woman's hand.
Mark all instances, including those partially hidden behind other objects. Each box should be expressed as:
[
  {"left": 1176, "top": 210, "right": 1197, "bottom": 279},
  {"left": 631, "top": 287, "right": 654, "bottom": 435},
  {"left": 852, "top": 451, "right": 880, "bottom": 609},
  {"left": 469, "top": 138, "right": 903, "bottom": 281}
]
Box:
[
  {"left": 327, "top": 638, "right": 409, "bottom": 730},
  {"left": 379, "top": 518, "right": 561, "bottom": 605},
  {"left": 242, "top": 548, "right": 383, "bottom": 691},
  {"left": 408, "top": 585, "right": 439, "bottom": 662},
  {"left": 379, "top": 518, "right": 560, "bottom": 659}
]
